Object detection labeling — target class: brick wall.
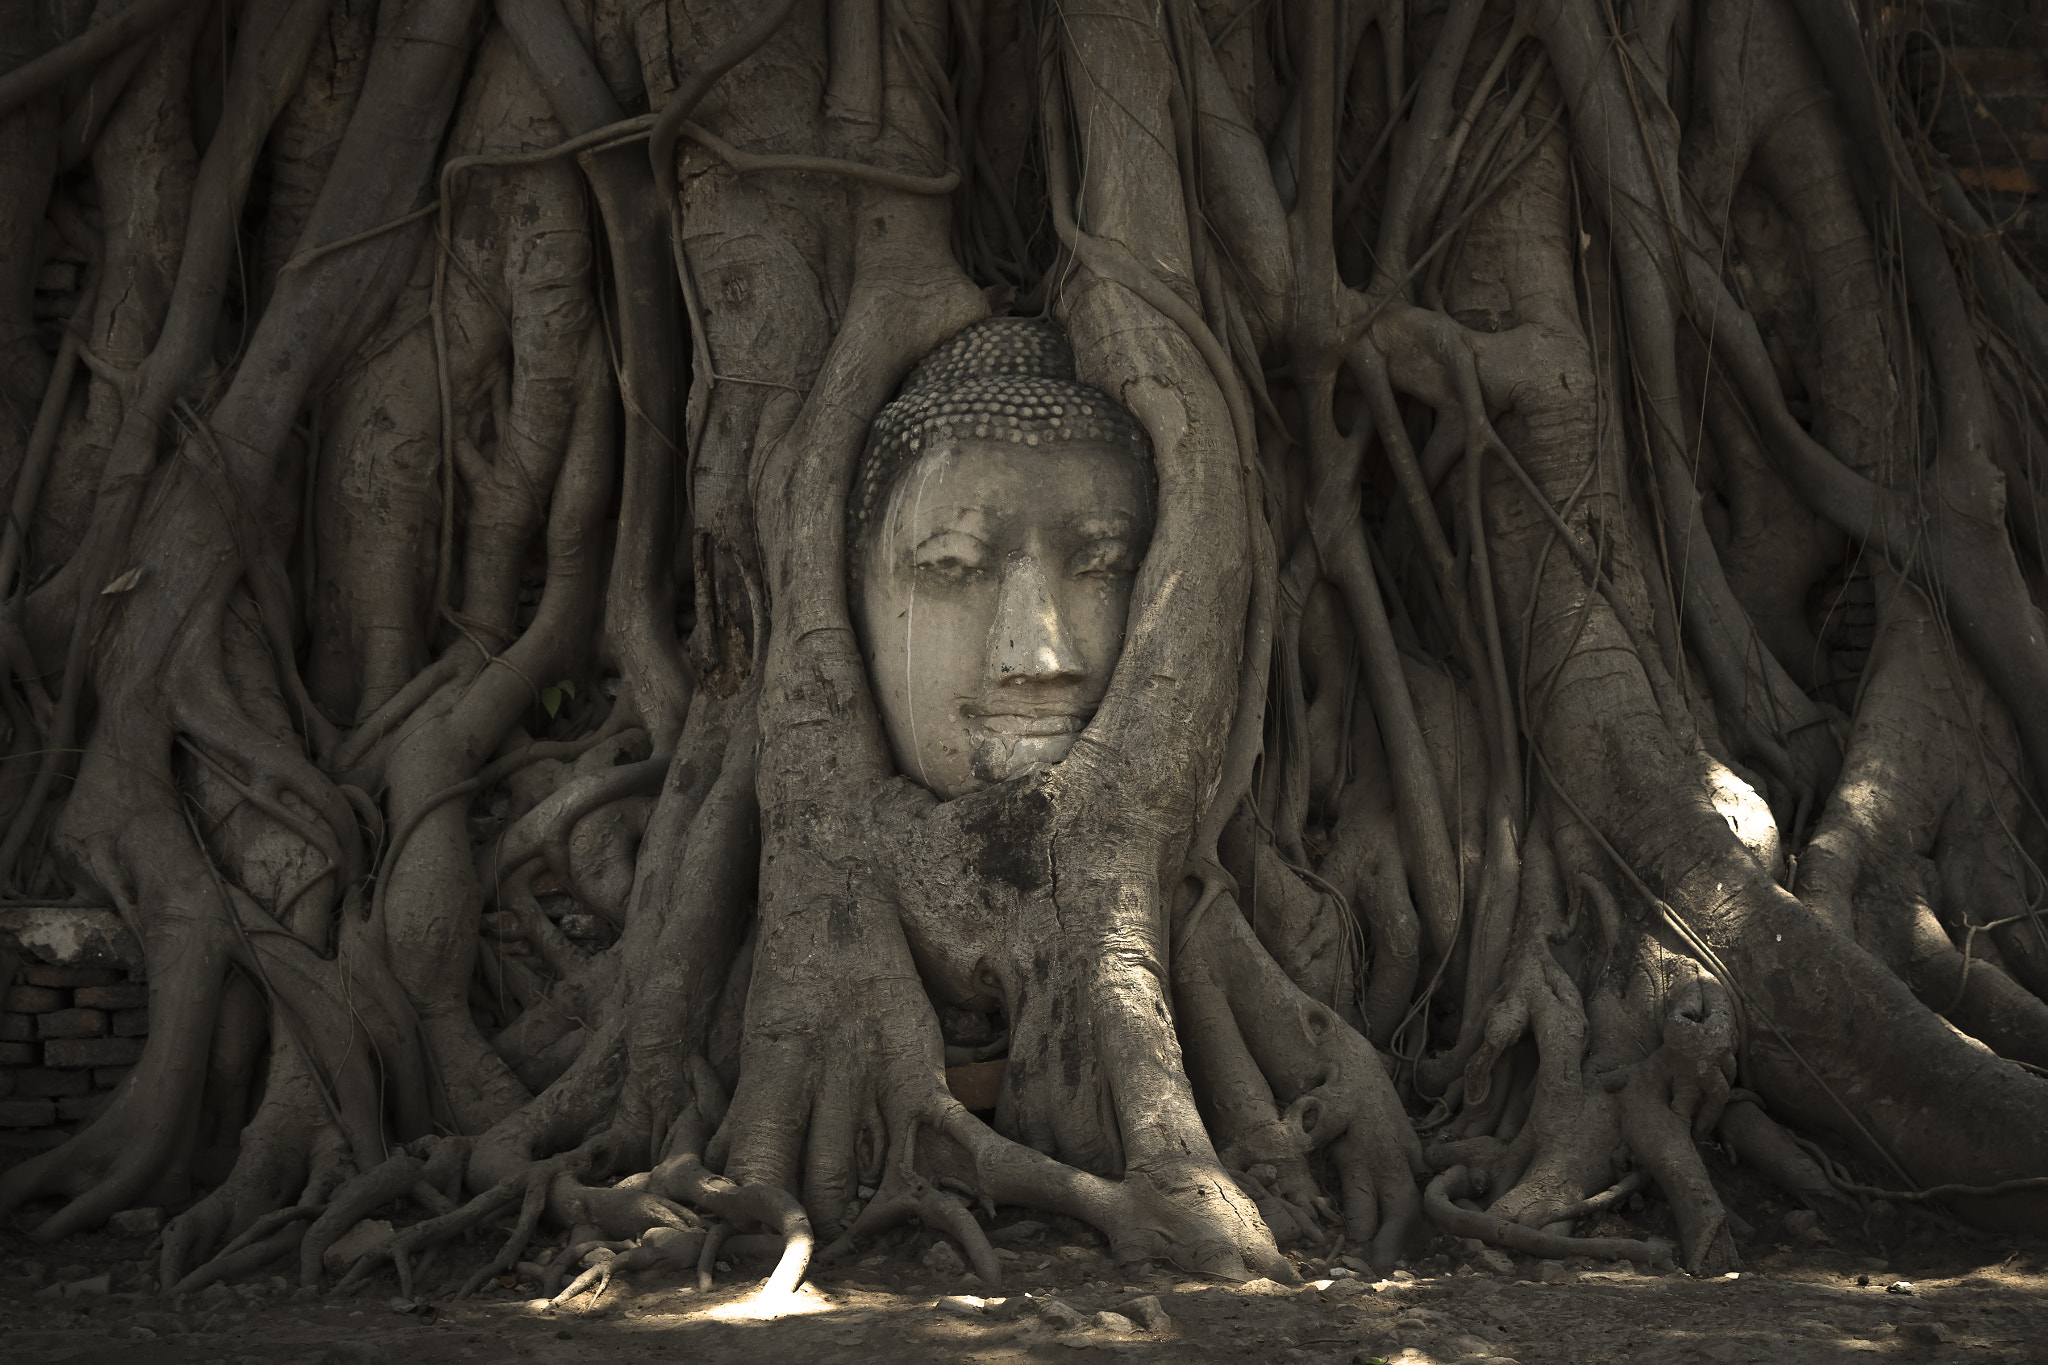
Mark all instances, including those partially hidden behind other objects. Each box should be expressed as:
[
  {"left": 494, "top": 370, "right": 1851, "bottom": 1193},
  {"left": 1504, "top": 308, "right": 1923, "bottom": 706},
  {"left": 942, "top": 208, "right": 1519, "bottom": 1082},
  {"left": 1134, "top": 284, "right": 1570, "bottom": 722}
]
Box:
[
  {"left": 1, "top": 965, "right": 147, "bottom": 1161},
  {"left": 1905, "top": 1, "right": 2048, "bottom": 278},
  {"left": 0, "top": 909, "right": 147, "bottom": 1166}
]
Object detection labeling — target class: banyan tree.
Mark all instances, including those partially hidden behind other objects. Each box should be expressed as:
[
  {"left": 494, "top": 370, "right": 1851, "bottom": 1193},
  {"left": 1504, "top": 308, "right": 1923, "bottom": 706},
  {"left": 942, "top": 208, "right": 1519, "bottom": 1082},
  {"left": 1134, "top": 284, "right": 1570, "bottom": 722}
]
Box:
[{"left": 0, "top": 0, "right": 2045, "bottom": 1299}]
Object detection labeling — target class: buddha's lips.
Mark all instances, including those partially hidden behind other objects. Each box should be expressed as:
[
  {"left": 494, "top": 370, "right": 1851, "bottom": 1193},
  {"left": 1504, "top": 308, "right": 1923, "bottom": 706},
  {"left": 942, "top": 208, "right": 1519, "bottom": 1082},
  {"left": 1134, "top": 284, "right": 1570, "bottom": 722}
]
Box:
[{"left": 966, "top": 709, "right": 1090, "bottom": 738}]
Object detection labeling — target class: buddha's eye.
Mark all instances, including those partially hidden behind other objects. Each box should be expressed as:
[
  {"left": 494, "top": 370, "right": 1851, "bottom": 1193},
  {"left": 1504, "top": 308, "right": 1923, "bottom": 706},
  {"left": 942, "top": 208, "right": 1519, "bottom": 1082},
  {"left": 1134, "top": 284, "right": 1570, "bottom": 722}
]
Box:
[
  {"left": 912, "top": 530, "right": 991, "bottom": 579},
  {"left": 1069, "top": 538, "right": 1133, "bottom": 579}
]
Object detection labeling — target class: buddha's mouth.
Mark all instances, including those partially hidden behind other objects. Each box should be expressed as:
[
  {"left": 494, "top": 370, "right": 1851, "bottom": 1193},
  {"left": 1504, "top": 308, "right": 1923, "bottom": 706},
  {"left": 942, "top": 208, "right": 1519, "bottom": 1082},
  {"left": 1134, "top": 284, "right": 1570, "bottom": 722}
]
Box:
[
  {"left": 966, "top": 708, "right": 1090, "bottom": 738},
  {"left": 964, "top": 707, "right": 1092, "bottom": 781}
]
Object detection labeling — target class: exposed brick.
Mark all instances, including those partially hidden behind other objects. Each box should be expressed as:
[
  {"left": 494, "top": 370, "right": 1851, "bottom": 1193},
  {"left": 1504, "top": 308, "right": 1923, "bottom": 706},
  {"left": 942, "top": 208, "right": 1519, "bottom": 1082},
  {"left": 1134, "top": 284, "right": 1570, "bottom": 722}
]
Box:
[
  {"left": 72, "top": 982, "right": 148, "bottom": 1010},
  {"left": 13, "top": 1069, "right": 89, "bottom": 1099},
  {"left": 0, "top": 1041, "right": 37, "bottom": 1065},
  {"left": 0, "top": 1071, "right": 10, "bottom": 1097},
  {"left": 111, "top": 1009, "right": 148, "bottom": 1037},
  {"left": 55, "top": 1094, "right": 109, "bottom": 1123},
  {"left": 42, "top": 1037, "right": 142, "bottom": 1068},
  {"left": 92, "top": 1067, "right": 132, "bottom": 1088},
  {"left": 17, "top": 965, "right": 118, "bottom": 989},
  {"left": 0, "top": 1098, "right": 57, "bottom": 1128},
  {"left": 37, "top": 1008, "right": 108, "bottom": 1040},
  {"left": 4, "top": 984, "right": 67, "bottom": 1013},
  {"left": 1958, "top": 165, "right": 2041, "bottom": 194},
  {"left": 0, "top": 1127, "right": 67, "bottom": 1153},
  {"left": 1949, "top": 54, "right": 2043, "bottom": 82},
  {"left": 1, "top": 1012, "right": 33, "bottom": 1041}
]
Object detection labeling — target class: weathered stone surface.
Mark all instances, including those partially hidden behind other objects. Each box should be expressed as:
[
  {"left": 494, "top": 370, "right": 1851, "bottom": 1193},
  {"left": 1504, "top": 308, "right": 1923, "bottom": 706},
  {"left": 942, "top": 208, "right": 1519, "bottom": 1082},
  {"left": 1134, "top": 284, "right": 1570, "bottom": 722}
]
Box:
[
  {"left": 20, "top": 965, "right": 119, "bottom": 988},
  {"left": 921, "top": 1238, "right": 967, "bottom": 1277},
  {"left": 15, "top": 1068, "right": 89, "bottom": 1097},
  {"left": 1235, "top": 1277, "right": 1295, "bottom": 1296},
  {"left": 323, "top": 1219, "right": 396, "bottom": 1276},
  {"left": 0, "top": 1097, "right": 57, "bottom": 1126},
  {"left": 56, "top": 1093, "right": 109, "bottom": 1122},
  {"left": 1473, "top": 1247, "right": 1516, "bottom": 1277},
  {"left": 5, "top": 985, "right": 66, "bottom": 1013},
  {"left": 42, "top": 1036, "right": 142, "bottom": 1068},
  {"left": 74, "top": 982, "right": 149, "bottom": 1010},
  {"left": 0, "top": 907, "right": 141, "bottom": 971},
  {"left": 0, "top": 1121, "right": 63, "bottom": 1147},
  {"left": 37, "top": 1007, "right": 108, "bottom": 1039},
  {"left": 109, "top": 1207, "right": 167, "bottom": 1235}
]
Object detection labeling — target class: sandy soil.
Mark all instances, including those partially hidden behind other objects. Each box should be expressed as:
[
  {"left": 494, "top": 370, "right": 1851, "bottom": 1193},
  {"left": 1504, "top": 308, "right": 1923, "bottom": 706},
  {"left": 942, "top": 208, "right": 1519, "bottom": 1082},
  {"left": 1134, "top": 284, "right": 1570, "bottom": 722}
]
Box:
[{"left": 4, "top": 1197, "right": 2045, "bottom": 1365}]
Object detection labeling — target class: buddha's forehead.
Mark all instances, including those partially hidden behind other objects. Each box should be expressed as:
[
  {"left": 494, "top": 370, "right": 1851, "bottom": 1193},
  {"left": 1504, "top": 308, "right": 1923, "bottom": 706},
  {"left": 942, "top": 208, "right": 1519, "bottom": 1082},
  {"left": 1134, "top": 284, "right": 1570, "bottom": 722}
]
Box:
[{"left": 882, "top": 438, "right": 1151, "bottom": 536}]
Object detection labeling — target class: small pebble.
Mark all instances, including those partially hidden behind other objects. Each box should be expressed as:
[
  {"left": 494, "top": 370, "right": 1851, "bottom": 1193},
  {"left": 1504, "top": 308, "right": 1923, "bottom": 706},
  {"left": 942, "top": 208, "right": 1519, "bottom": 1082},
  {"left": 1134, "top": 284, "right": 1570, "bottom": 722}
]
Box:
[{"left": 109, "top": 1208, "right": 166, "bottom": 1236}]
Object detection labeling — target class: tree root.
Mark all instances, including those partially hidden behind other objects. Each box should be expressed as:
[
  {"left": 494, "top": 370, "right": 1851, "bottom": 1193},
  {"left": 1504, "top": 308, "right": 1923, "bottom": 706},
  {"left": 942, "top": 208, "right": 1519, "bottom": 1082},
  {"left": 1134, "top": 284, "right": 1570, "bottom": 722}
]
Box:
[
  {"left": 1424, "top": 1165, "right": 1672, "bottom": 1265},
  {"left": 817, "top": 1168, "right": 1002, "bottom": 1287},
  {"left": 652, "top": 1155, "right": 814, "bottom": 1297},
  {"left": 300, "top": 1137, "right": 471, "bottom": 1287}
]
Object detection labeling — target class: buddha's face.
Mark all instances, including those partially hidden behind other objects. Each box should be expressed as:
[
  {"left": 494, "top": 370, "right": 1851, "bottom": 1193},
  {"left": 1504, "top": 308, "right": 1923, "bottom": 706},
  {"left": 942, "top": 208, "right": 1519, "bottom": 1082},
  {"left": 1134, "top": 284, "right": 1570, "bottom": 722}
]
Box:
[{"left": 856, "top": 438, "right": 1153, "bottom": 799}]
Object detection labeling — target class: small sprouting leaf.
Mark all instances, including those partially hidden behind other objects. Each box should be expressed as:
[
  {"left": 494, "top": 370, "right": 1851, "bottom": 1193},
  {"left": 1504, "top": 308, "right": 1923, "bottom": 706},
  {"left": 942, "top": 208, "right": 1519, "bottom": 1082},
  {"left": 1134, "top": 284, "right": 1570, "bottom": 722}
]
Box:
[
  {"left": 101, "top": 567, "right": 142, "bottom": 595},
  {"left": 539, "top": 679, "right": 576, "bottom": 717}
]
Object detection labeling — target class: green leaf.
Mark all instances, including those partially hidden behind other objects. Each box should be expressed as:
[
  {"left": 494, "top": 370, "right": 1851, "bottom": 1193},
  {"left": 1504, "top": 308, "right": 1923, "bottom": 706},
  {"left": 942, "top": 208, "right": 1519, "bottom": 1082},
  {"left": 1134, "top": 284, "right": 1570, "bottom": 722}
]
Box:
[{"left": 541, "top": 685, "right": 562, "bottom": 717}]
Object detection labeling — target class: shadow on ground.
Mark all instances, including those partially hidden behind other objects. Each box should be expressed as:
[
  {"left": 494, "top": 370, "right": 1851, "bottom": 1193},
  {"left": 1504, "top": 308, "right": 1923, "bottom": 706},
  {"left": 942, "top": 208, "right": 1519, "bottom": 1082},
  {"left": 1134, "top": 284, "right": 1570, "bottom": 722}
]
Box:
[{"left": 4, "top": 1207, "right": 2045, "bottom": 1364}]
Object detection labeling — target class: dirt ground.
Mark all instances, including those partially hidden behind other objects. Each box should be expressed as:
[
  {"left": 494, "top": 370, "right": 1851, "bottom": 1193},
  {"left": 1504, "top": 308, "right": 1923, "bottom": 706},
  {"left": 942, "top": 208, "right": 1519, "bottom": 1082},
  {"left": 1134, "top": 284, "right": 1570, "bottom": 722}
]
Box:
[{"left": 4, "top": 1186, "right": 2046, "bottom": 1365}]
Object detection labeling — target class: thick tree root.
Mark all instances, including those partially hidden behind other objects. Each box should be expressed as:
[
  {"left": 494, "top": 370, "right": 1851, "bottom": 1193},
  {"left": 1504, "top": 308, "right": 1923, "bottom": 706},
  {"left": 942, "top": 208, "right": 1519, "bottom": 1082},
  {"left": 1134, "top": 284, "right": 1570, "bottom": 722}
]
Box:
[{"left": 1424, "top": 1166, "right": 1672, "bottom": 1265}]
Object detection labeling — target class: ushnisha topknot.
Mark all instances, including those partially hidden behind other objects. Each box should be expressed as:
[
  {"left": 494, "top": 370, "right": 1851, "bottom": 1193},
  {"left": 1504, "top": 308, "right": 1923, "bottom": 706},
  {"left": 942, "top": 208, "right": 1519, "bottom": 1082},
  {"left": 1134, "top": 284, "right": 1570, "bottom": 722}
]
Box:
[{"left": 849, "top": 317, "right": 1151, "bottom": 551}]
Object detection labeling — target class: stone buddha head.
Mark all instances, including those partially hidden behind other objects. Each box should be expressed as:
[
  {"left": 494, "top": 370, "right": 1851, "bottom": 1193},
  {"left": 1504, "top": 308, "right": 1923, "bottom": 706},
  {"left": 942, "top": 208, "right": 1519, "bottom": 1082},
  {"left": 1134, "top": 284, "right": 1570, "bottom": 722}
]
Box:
[{"left": 850, "top": 319, "right": 1155, "bottom": 799}]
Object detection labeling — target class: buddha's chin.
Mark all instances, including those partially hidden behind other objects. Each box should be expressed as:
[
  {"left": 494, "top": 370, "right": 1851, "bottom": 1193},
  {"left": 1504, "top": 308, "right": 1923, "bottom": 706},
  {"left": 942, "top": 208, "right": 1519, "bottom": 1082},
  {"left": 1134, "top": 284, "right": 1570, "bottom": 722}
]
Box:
[{"left": 968, "top": 727, "right": 1079, "bottom": 784}]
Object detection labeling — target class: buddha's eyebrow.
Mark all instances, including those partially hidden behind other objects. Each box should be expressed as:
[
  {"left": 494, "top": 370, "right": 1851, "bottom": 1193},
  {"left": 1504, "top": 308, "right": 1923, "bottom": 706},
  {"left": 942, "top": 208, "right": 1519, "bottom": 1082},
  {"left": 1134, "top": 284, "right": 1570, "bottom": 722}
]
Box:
[
  {"left": 898, "top": 501, "right": 996, "bottom": 539},
  {"left": 1066, "top": 514, "right": 1137, "bottom": 539}
]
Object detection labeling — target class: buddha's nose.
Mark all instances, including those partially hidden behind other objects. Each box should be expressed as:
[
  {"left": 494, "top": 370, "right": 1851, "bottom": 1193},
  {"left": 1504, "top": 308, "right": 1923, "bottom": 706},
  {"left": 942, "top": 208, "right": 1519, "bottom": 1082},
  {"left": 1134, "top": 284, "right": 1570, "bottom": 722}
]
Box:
[{"left": 988, "top": 554, "right": 1084, "bottom": 684}]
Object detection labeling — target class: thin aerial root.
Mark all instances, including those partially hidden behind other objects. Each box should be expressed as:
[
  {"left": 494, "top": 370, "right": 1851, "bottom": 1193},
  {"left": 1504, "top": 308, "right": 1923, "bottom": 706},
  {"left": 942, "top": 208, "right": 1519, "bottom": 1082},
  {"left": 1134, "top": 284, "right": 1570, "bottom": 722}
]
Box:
[
  {"left": 696, "top": 1222, "right": 727, "bottom": 1291},
  {"left": 1425, "top": 1166, "right": 1671, "bottom": 1265}
]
